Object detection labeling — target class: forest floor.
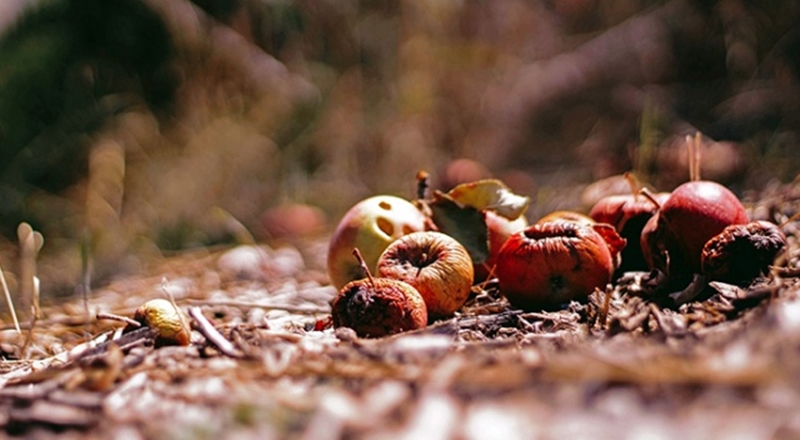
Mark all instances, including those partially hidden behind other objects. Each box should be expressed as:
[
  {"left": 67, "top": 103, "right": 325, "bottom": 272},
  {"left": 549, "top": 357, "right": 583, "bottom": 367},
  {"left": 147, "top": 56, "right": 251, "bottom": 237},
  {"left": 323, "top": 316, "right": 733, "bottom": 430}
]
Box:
[{"left": 2, "top": 183, "right": 800, "bottom": 439}]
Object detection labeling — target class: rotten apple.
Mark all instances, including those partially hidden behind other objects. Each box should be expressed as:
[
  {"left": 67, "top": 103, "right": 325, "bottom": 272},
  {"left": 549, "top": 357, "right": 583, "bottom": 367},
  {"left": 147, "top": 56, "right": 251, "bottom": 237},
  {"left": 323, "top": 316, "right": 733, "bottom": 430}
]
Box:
[
  {"left": 495, "top": 222, "right": 624, "bottom": 311},
  {"left": 327, "top": 195, "right": 429, "bottom": 290},
  {"left": 589, "top": 191, "right": 670, "bottom": 272},
  {"left": 331, "top": 277, "right": 428, "bottom": 338},
  {"left": 377, "top": 231, "right": 474, "bottom": 319},
  {"left": 701, "top": 220, "right": 786, "bottom": 284}
]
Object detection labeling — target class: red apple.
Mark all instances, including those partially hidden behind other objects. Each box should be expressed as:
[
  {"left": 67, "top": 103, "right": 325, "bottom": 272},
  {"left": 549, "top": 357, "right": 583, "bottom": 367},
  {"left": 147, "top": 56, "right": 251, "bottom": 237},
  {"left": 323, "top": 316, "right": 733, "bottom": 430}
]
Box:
[
  {"left": 377, "top": 231, "right": 474, "bottom": 319},
  {"left": 327, "top": 195, "right": 429, "bottom": 290},
  {"left": 495, "top": 222, "right": 622, "bottom": 311},
  {"left": 589, "top": 192, "right": 670, "bottom": 272},
  {"left": 645, "top": 181, "right": 748, "bottom": 281},
  {"left": 474, "top": 210, "right": 529, "bottom": 282}
]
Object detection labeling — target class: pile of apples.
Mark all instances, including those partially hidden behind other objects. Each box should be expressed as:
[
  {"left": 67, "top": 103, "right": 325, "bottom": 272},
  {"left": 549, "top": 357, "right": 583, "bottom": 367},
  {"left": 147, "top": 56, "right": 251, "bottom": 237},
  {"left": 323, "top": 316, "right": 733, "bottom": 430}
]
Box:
[{"left": 327, "top": 146, "right": 786, "bottom": 338}]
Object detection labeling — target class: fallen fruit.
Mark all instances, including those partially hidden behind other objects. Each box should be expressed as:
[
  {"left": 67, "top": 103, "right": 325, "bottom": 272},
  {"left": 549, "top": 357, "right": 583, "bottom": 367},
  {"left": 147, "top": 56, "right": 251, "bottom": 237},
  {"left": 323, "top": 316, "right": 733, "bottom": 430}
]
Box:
[
  {"left": 701, "top": 221, "right": 786, "bottom": 284},
  {"left": 331, "top": 249, "right": 428, "bottom": 338},
  {"left": 327, "top": 195, "right": 429, "bottom": 290},
  {"left": 646, "top": 180, "right": 748, "bottom": 281},
  {"left": 589, "top": 191, "right": 670, "bottom": 272},
  {"left": 377, "top": 231, "right": 474, "bottom": 319},
  {"left": 495, "top": 222, "right": 622, "bottom": 311},
  {"left": 128, "top": 299, "right": 191, "bottom": 347},
  {"left": 474, "top": 210, "right": 529, "bottom": 282}
]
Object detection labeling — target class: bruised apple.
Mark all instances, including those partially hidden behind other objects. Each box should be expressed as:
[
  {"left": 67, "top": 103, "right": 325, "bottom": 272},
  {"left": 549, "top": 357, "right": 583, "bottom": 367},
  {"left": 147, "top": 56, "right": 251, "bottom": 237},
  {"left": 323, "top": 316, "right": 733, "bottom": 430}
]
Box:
[
  {"left": 378, "top": 231, "right": 474, "bottom": 319},
  {"left": 327, "top": 195, "right": 429, "bottom": 290},
  {"left": 495, "top": 222, "right": 624, "bottom": 311},
  {"left": 331, "top": 276, "right": 428, "bottom": 338}
]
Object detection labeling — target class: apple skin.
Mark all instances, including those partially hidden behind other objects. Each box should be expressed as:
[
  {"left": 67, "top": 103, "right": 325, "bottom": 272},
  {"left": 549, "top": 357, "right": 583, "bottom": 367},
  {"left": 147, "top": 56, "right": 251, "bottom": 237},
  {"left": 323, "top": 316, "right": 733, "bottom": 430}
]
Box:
[
  {"left": 474, "top": 210, "right": 529, "bottom": 282},
  {"left": 536, "top": 210, "right": 595, "bottom": 226},
  {"left": 495, "top": 222, "right": 618, "bottom": 311},
  {"left": 377, "top": 231, "right": 474, "bottom": 319},
  {"left": 589, "top": 192, "right": 670, "bottom": 272},
  {"left": 644, "top": 181, "right": 748, "bottom": 281},
  {"left": 327, "top": 195, "right": 429, "bottom": 290}
]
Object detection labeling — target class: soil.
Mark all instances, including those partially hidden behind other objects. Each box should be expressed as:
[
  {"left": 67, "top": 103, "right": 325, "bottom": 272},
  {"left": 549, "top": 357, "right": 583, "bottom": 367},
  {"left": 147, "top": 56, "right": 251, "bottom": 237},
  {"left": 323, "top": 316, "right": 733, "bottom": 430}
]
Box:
[{"left": 2, "top": 184, "right": 800, "bottom": 439}]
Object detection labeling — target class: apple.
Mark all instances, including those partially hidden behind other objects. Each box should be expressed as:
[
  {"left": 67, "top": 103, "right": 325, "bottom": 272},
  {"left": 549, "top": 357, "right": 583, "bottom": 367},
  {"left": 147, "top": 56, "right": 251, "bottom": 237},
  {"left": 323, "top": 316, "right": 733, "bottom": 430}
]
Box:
[
  {"left": 701, "top": 220, "right": 786, "bottom": 284},
  {"left": 644, "top": 181, "right": 748, "bottom": 281},
  {"left": 377, "top": 231, "right": 474, "bottom": 319},
  {"left": 327, "top": 195, "right": 429, "bottom": 290},
  {"left": 589, "top": 192, "right": 670, "bottom": 272},
  {"left": 331, "top": 276, "right": 428, "bottom": 338},
  {"left": 474, "top": 210, "right": 529, "bottom": 282},
  {"left": 495, "top": 222, "right": 622, "bottom": 311}
]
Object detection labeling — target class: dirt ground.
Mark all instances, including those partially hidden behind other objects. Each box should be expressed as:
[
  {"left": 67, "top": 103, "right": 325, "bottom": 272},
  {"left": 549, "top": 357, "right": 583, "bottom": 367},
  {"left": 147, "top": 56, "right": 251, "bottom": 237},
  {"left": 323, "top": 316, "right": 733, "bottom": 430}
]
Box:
[{"left": 1, "top": 182, "right": 800, "bottom": 440}]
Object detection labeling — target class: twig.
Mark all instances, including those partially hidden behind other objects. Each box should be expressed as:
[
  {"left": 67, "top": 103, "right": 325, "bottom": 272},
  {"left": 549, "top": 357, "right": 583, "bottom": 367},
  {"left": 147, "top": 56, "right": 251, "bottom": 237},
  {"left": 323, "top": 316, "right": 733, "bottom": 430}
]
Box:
[
  {"left": 96, "top": 312, "right": 140, "bottom": 328},
  {"left": 184, "top": 299, "right": 329, "bottom": 314},
  {"left": 598, "top": 287, "right": 612, "bottom": 329},
  {"left": 187, "top": 307, "right": 243, "bottom": 358}
]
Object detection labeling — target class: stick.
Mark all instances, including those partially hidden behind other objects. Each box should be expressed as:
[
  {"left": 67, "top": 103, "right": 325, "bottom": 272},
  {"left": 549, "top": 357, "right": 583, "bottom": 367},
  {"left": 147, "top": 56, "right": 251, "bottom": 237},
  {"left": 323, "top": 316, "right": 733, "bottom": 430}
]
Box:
[{"left": 187, "top": 307, "right": 242, "bottom": 358}]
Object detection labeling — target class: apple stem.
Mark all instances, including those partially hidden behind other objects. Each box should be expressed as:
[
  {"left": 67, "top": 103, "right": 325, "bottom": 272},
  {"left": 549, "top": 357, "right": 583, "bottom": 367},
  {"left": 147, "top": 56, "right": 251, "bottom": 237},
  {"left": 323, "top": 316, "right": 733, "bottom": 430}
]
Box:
[
  {"left": 686, "top": 132, "right": 702, "bottom": 182},
  {"left": 639, "top": 188, "right": 662, "bottom": 210},
  {"left": 352, "top": 248, "right": 377, "bottom": 289},
  {"left": 624, "top": 172, "right": 641, "bottom": 200},
  {"left": 416, "top": 170, "right": 430, "bottom": 200}
]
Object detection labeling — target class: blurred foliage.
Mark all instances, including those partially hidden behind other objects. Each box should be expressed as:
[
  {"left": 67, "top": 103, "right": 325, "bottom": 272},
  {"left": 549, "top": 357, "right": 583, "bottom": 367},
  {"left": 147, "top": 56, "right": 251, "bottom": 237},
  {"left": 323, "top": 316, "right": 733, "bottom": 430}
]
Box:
[{"left": 0, "top": 0, "right": 798, "bottom": 294}]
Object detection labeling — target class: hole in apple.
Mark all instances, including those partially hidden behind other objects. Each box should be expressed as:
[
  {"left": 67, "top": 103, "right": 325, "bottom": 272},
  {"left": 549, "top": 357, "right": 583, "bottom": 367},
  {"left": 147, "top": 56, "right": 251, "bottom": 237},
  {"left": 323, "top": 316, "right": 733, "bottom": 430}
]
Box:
[
  {"left": 377, "top": 217, "right": 394, "bottom": 238},
  {"left": 379, "top": 201, "right": 392, "bottom": 210}
]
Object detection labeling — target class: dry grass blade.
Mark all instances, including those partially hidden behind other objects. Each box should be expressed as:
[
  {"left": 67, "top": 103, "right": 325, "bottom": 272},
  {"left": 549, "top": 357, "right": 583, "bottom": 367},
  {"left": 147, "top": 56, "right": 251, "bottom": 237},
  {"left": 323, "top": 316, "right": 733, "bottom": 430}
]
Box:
[{"left": 0, "top": 262, "right": 20, "bottom": 334}]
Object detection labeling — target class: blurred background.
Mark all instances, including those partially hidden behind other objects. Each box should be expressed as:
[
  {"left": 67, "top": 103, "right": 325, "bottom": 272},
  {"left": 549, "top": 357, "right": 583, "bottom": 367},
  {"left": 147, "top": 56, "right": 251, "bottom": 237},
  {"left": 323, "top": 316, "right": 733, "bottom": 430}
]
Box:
[{"left": 0, "top": 0, "right": 799, "bottom": 297}]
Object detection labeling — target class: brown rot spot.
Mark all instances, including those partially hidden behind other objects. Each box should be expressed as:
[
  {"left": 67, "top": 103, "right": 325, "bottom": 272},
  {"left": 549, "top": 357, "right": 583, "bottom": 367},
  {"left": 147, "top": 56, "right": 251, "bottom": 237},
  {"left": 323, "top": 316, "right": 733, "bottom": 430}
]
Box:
[{"left": 377, "top": 217, "right": 394, "bottom": 237}]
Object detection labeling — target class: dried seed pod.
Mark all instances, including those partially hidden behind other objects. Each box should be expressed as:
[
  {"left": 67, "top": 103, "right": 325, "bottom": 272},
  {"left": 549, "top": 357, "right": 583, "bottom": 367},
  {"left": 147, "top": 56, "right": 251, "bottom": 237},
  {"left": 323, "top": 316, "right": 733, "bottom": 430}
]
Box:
[
  {"left": 331, "top": 277, "right": 428, "bottom": 338},
  {"left": 701, "top": 221, "right": 787, "bottom": 284},
  {"left": 128, "top": 299, "right": 191, "bottom": 347}
]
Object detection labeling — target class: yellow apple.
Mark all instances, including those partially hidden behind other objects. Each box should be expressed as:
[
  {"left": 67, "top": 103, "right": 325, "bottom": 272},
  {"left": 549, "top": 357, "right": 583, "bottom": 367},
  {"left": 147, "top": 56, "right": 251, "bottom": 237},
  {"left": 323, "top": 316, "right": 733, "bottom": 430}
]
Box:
[{"left": 327, "top": 195, "right": 429, "bottom": 289}]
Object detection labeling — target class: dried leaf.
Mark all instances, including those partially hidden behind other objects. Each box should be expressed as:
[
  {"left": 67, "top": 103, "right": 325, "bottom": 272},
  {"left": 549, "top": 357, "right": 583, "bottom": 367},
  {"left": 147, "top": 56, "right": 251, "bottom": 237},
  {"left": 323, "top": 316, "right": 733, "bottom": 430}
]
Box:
[
  {"left": 443, "top": 179, "right": 530, "bottom": 220},
  {"left": 428, "top": 196, "right": 489, "bottom": 264}
]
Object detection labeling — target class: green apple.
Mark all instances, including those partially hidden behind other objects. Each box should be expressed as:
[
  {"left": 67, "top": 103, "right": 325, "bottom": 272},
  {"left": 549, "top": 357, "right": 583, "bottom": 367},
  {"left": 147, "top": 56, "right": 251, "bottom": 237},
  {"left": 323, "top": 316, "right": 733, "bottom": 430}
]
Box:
[{"left": 327, "top": 195, "right": 429, "bottom": 289}]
